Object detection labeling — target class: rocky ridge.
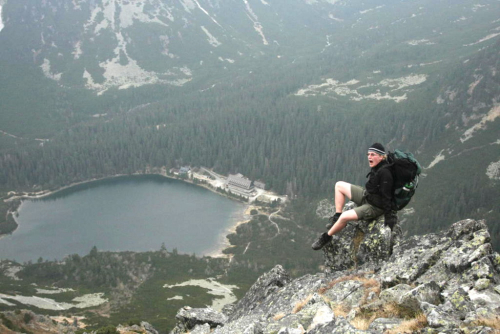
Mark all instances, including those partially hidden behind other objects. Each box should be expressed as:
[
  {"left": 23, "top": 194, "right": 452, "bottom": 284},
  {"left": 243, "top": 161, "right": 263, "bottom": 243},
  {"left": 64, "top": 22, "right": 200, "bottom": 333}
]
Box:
[{"left": 170, "top": 218, "right": 500, "bottom": 333}]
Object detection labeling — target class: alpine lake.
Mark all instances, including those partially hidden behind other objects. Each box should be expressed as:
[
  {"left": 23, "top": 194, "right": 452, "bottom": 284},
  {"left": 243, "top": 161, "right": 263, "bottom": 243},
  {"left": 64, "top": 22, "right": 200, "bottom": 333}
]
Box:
[{"left": 0, "top": 175, "right": 247, "bottom": 263}]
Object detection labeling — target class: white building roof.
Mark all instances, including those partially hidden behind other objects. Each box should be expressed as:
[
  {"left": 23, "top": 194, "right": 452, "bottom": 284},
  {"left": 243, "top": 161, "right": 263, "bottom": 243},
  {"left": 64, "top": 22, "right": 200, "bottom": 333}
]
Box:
[{"left": 227, "top": 174, "right": 253, "bottom": 190}]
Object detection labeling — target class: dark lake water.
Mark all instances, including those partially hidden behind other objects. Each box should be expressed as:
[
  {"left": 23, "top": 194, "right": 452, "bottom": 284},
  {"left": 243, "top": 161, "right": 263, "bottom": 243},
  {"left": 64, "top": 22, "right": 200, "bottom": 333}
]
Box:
[{"left": 0, "top": 175, "right": 246, "bottom": 263}]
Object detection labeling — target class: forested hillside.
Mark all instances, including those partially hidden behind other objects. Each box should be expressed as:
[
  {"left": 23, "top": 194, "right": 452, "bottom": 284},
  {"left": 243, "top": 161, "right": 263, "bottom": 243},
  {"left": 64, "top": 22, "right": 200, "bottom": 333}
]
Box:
[{"left": 0, "top": 0, "right": 499, "bottom": 247}]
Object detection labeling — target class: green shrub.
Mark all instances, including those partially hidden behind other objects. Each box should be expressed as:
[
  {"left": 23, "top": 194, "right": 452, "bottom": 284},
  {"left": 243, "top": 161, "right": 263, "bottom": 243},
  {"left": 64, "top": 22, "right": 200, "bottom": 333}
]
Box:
[
  {"left": 0, "top": 314, "right": 15, "bottom": 330},
  {"left": 23, "top": 312, "right": 33, "bottom": 324},
  {"left": 127, "top": 318, "right": 141, "bottom": 326},
  {"left": 95, "top": 325, "right": 119, "bottom": 334}
]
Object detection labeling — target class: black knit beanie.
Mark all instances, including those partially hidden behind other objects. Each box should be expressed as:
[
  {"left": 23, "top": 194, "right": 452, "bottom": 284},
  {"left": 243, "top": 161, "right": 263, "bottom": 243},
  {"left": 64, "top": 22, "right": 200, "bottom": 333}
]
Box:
[{"left": 368, "top": 143, "right": 385, "bottom": 155}]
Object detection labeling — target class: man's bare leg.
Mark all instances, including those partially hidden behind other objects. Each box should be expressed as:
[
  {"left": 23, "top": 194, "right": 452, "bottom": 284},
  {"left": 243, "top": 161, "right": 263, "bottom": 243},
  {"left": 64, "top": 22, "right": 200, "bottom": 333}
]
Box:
[
  {"left": 313, "top": 209, "right": 359, "bottom": 250},
  {"left": 313, "top": 182, "right": 359, "bottom": 250},
  {"left": 326, "top": 181, "right": 354, "bottom": 229},
  {"left": 327, "top": 209, "right": 358, "bottom": 236},
  {"left": 335, "top": 181, "right": 352, "bottom": 213}
]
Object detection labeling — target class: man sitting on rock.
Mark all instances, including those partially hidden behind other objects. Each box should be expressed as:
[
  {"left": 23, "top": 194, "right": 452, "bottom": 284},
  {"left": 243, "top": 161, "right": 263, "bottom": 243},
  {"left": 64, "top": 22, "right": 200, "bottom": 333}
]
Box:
[{"left": 312, "top": 143, "right": 397, "bottom": 250}]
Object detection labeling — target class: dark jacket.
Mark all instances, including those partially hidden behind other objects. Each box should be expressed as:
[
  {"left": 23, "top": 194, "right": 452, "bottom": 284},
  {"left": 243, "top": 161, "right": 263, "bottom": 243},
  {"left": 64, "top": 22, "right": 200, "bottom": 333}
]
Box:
[{"left": 365, "top": 160, "right": 394, "bottom": 215}]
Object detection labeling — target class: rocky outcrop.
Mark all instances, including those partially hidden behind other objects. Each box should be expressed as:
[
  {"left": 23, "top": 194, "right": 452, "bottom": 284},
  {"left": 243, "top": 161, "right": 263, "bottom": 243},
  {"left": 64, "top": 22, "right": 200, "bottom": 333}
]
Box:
[
  {"left": 322, "top": 202, "right": 403, "bottom": 272},
  {"left": 170, "top": 307, "right": 227, "bottom": 334},
  {"left": 117, "top": 322, "right": 159, "bottom": 334},
  {"left": 169, "top": 219, "right": 500, "bottom": 333}
]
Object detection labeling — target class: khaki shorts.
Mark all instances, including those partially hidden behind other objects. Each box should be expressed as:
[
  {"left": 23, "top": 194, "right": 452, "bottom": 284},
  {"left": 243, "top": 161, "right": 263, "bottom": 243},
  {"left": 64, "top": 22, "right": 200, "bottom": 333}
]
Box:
[{"left": 350, "top": 185, "right": 384, "bottom": 221}]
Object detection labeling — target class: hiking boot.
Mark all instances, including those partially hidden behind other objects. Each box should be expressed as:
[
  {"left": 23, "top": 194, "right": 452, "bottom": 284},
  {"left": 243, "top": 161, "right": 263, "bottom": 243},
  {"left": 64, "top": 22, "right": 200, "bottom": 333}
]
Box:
[
  {"left": 325, "top": 213, "right": 341, "bottom": 229},
  {"left": 311, "top": 232, "right": 332, "bottom": 250}
]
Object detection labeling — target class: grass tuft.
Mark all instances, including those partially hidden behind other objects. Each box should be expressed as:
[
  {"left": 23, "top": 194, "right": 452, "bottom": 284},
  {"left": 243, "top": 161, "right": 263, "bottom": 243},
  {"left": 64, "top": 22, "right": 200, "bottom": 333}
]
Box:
[
  {"left": 471, "top": 316, "right": 500, "bottom": 330},
  {"left": 351, "top": 313, "right": 377, "bottom": 330},
  {"left": 318, "top": 272, "right": 378, "bottom": 295},
  {"left": 381, "top": 302, "right": 420, "bottom": 319},
  {"left": 385, "top": 313, "right": 428, "bottom": 334},
  {"left": 330, "top": 303, "right": 349, "bottom": 318},
  {"left": 292, "top": 294, "right": 313, "bottom": 314},
  {"left": 272, "top": 312, "right": 286, "bottom": 321}
]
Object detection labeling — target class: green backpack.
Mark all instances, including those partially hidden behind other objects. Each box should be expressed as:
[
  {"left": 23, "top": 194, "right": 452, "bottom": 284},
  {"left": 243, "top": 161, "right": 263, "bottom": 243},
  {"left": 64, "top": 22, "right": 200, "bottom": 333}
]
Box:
[{"left": 386, "top": 149, "right": 422, "bottom": 210}]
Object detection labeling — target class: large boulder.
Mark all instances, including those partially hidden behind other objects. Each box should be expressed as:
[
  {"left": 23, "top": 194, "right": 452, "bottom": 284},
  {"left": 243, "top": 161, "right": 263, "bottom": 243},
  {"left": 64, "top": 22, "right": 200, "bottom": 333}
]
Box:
[
  {"left": 322, "top": 202, "right": 402, "bottom": 272},
  {"left": 170, "top": 307, "right": 227, "bottom": 334},
  {"left": 398, "top": 281, "right": 442, "bottom": 310}
]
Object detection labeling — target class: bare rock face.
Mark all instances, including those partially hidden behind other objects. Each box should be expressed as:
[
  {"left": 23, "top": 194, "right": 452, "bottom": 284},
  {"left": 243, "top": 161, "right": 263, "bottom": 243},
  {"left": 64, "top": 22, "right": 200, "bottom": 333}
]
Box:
[
  {"left": 170, "top": 219, "right": 500, "bottom": 334},
  {"left": 224, "top": 264, "right": 292, "bottom": 322}
]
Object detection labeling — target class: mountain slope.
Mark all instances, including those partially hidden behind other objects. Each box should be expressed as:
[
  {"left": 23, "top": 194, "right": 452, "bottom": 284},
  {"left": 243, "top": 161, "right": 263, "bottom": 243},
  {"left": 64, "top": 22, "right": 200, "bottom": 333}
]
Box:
[
  {"left": 2, "top": 0, "right": 500, "bottom": 95},
  {"left": 0, "top": 0, "right": 499, "bottom": 245},
  {"left": 407, "top": 39, "right": 500, "bottom": 241}
]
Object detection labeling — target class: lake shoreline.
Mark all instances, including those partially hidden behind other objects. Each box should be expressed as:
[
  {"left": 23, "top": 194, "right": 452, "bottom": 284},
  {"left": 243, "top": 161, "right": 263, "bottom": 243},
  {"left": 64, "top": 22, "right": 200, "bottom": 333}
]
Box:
[{"left": 2, "top": 172, "right": 257, "bottom": 259}]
